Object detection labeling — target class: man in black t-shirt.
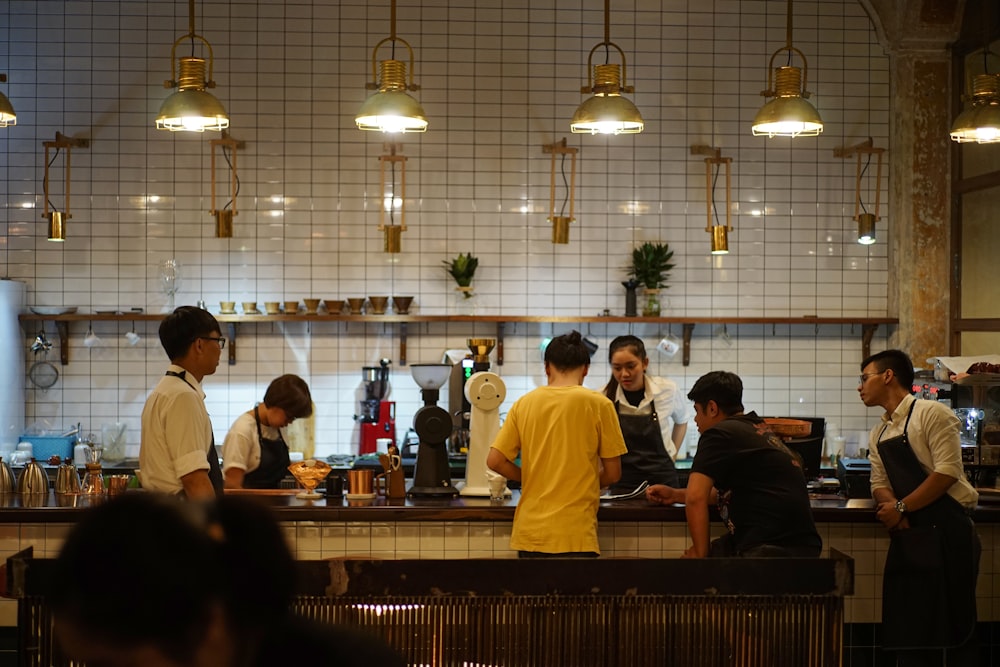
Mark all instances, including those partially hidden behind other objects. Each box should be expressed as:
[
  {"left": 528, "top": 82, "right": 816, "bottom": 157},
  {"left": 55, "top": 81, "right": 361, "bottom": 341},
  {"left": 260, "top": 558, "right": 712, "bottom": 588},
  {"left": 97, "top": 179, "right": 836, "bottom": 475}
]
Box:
[{"left": 646, "top": 371, "right": 822, "bottom": 558}]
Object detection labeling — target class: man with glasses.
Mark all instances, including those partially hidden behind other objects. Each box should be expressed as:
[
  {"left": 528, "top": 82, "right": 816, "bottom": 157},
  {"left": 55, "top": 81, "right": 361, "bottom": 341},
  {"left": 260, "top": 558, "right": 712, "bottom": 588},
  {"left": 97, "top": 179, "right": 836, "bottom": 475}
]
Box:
[
  {"left": 646, "top": 370, "right": 821, "bottom": 558},
  {"left": 859, "top": 349, "right": 980, "bottom": 666},
  {"left": 140, "top": 306, "right": 226, "bottom": 499}
]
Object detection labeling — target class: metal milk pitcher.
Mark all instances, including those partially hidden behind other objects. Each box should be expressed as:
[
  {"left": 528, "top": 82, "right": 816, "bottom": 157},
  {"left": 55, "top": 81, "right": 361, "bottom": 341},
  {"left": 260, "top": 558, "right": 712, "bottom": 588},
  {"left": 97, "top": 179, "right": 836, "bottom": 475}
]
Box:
[
  {"left": 55, "top": 462, "right": 81, "bottom": 494},
  {"left": 0, "top": 458, "right": 15, "bottom": 494},
  {"left": 16, "top": 460, "right": 50, "bottom": 495}
]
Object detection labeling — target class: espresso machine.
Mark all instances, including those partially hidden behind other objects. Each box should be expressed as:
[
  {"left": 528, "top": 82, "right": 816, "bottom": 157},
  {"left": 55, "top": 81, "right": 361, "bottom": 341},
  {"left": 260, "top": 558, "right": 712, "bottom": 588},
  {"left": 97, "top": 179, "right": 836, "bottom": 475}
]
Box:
[
  {"left": 356, "top": 359, "right": 396, "bottom": 455},
  {"left": 408, "top": 364, "right": 457, "bottom": 497},
  {"left": 448, "top": 339, "right": 495, "bottom": 454}
]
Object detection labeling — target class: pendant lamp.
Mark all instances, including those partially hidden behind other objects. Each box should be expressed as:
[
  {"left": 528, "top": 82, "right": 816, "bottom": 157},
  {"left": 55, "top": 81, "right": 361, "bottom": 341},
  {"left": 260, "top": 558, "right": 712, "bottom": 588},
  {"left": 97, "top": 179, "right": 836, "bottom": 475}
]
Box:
[
  {"left": 155, "top": 0, "right": 229, "bottom": 132},
  {"left": 356, "top": 0, "right": 427, "bottom": 134},
  {"left": 570, "top": 0, "right": 643, "bottom": 135},
  {"left": 751, "top": 0, "right": 823, "bottom": 138},
  {"left": 950, "top": 63, "right": 1000, "bottom": 143},
  {"left": 835, "top": 138, "right": 884, "bottom": 245},
  {"left": 379, "top": 143, "right": 408, "bottom": 253},
  {"left": 209, "top": 131, "right": 244, "bottom": 238},
  {"left": 42, "top": 132, "right": 90, "bottom": 242},
  {"left": 692, "top": 146, "right": 733, "bottom": 255},
  {"left": 544, "top": 138, "right": 579, "bottom": 244},
  {"left": 0, "top": 74, "right": 15, "bottom": 127}
]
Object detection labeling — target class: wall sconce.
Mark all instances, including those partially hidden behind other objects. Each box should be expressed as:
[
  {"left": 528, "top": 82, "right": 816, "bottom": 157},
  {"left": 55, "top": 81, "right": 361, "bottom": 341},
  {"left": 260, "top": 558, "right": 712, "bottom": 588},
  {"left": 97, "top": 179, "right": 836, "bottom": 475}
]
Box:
[
  {"left": 380, "top": 143, "right": 407, "bottom": 253},
  {"left": 155, "top": 0, "right": 229, "bottom": 132},
  {"left": 570, "top": 0, "right": 643, "bottom": 135},
  {"left": 209, "top": 131, "right": 244, "bottom": 238},
  {"left": 834, "top": 138, "right": 884, "bottom": 245},
  {"left": 42, "top": 132, "right": 89, "bottom": 242},
  {"left": 0, "top": 74, "right": 15, "bottom": 127},
  {"left": 751, "top": 0, "right": 823, "bottom": 138},
  {"left": 543, "top": 138, "right": 579, "bottom": 244},
  {"left": 950, "top": 48, "right": 1000, "bottom": 144},
  {"left": 356, "top": 0, "right": 427, "bottom": 133},
  {"left": 692, "top": 146, "right": 733, "bottom": 255}
]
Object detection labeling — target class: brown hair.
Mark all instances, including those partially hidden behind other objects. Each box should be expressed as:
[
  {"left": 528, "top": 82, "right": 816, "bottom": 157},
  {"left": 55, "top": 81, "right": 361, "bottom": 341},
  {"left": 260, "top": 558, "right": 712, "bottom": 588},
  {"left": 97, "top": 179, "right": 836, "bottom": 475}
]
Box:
[{"left": 263, "top": 374, "right": 313, "bottom": 419}]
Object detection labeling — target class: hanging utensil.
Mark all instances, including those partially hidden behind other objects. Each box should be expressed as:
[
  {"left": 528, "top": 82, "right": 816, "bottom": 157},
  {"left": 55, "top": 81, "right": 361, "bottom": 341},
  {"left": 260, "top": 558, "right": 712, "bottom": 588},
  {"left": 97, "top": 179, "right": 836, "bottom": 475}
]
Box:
[{"left": 31, "top": 330, "right": 52, "bottom": 354}]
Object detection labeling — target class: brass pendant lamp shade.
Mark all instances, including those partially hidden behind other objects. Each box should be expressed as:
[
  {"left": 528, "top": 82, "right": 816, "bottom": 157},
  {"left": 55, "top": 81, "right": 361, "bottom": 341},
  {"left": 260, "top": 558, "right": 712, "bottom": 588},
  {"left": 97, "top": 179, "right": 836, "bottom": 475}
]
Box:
[
  {"left": 544, "top": 139, "right": 579, "bottom": 244},
  {"left": 0, "top": 74, "right": 15, "bottom": 127},
  {"left": 42, "top": 132, "right": 89, "bottom": 243},
  {"left": 751, "top": 0, "right": 823, "bottom": 138},
  {"left": 857, "top": 212, "right": 876, "bottom": 245},
  {"left": 835, "top": 138, "right": 884, "bottom": 245},
  {"left": 356, "top": 0, "right": 427, "bottom": 134},
  {"left": 379, "top": 144, "right": 408, "bottom": 253},
  {"left": 693, "top": 146, "right": 733, "bottom": 255},
  {"left": 155, "top": 0, "right": 229, "bottom": 132},
  {"left": 570, "top": 0, "right": 643, "bottom": 135},
  {"left": 209, "top": 131, "right": 244, "bottom": 238},
  {"left": 950, "top": 72, "right": 1000, "bottom": 144}
]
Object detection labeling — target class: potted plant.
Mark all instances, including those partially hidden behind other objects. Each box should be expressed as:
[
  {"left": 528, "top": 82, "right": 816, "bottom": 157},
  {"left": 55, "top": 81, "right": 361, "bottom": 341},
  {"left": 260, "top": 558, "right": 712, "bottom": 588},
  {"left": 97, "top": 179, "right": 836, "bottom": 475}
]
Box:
[
  {"left": 444, "top": 252, "right": 479, "bottom": 299},
  {"left": 627, "top": 242, "right": 674, "bottom": 316}
]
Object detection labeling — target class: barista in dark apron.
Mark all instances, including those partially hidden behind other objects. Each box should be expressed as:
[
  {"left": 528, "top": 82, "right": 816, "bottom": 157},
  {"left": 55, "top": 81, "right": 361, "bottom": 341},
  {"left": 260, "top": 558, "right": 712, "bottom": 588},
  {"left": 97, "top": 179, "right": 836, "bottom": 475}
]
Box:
[
  {"left": 242, "top": 405, "right": 292, "bottom": 489},
  {"left": 166, "top": 370, "right": 224, "bottom": 497},
  {"left": 611, "top": 400, "right": 679, "bottom": 493},
  {"left": 876, "top": 400, "right": 980, "bottom": 657}
]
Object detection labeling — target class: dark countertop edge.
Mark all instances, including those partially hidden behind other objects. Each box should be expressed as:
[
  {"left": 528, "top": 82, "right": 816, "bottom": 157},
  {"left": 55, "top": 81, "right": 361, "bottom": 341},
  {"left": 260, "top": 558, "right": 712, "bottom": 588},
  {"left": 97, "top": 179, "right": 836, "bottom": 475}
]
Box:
[{"left": 1, "top": 493, "right": 994, "bottom": 523}]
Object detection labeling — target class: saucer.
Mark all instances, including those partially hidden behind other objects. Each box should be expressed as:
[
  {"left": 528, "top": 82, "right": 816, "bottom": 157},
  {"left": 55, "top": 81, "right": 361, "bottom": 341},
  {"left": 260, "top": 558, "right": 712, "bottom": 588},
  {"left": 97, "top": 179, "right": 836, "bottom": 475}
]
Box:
[{"left": 345, "top": 492, "right": 377, "bottom": 500}]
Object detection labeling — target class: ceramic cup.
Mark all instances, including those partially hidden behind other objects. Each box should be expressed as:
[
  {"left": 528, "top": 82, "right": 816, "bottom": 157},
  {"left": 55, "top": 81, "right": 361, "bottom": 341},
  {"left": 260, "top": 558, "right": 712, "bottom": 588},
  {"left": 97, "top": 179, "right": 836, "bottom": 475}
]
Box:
[
  {"left": 84, "top": 329, "right": 102, "bottom": 348},
  {"left": 347, "top": 298, "right": 366, "bottom": 315},
  {"left": 303, "top": 298, "right": 321, "bottom": 314},
  {"left": 220, "top": 301, "right": 236, "bottom": 314},
  {"left": 264, "top": 301, "right": 281, "bottom": 315},
  {"left": 324, "top": 299, "right": 345, "bottom": 315},
  {"left": 124, "top": 331, "right": 141, "bottom": 346},
  {"left": 367, "top": 296, "right": 389, "bottom": 314},
  {"left": 392, "top": 296, "right": 414, "bottom": 314},
  {"left": 242, "top": 301, "right": 258, "bottom": 314},
  {"left": 284, "top": 300, "right": 300, "bottom": 314}
]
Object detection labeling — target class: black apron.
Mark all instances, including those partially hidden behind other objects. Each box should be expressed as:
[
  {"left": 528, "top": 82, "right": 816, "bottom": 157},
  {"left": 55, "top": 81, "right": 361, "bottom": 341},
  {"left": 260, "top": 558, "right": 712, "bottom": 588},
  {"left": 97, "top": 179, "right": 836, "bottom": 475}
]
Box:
[
  {"left": 611, "top": 399, "right": 678, "bottom": 493},
  {"left": 877, "top": 399, "right": 979, "bottom": 650},
  {"left": 243, "top": 405, "right": 292, "bottom": 489},
  {"left": 166, "top": 371, "right": 224, "bottom": 498}
]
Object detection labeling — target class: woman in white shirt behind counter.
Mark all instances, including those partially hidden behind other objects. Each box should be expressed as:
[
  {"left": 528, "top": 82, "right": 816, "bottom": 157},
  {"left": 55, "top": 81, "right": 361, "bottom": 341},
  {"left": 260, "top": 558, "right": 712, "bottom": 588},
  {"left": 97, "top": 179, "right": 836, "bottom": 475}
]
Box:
[
  {"left": 222, "top": 374, "right": 313, "bottom": 489},
  {"left": 603, "top": 336, "right": 691, "bottom": 494}
]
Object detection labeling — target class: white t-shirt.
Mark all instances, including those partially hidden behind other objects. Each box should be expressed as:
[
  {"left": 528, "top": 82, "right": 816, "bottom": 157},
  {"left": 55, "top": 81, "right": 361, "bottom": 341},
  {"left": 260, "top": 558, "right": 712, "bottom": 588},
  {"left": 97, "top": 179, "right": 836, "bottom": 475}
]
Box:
[
  {"left": 139, "top": 365, "right": 213, "bottom": 495},
  {"left": 222, "top": 410, "right": 283, "bottom": 475}
]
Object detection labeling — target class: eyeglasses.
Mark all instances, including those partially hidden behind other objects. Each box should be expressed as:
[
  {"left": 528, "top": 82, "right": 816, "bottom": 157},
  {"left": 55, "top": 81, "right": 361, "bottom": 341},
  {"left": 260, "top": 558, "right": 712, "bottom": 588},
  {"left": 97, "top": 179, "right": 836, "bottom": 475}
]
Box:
[
  {"left": 198, "top": 336, "right": 226, "bottom": 349},
  {"left": 858, "top": 371, "right": 885, "bottom": 384}
]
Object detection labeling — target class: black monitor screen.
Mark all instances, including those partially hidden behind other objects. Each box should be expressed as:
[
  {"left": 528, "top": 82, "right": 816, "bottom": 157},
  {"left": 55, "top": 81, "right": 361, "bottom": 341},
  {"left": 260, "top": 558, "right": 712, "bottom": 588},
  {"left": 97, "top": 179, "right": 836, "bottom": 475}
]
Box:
[{"left": 785, "top": 436, "right": 823, "bottom": 479}]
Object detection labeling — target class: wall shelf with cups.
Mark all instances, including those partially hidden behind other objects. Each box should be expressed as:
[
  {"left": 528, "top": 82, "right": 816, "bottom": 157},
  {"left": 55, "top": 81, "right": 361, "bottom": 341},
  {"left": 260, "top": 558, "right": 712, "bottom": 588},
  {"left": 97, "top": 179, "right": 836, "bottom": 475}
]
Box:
[{"left": 18, "top": 313, "right": 897, "bottom": 367}]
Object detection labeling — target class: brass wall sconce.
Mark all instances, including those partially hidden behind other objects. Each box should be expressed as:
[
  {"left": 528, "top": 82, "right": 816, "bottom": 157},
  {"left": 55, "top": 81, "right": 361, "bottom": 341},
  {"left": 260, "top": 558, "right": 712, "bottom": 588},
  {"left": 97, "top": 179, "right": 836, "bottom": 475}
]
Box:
[
  {"left": 155, "top": 0, "right": 229, "bottom": 132},
  {"left": 691, "top": 145, "right": 733, "bottom": 255},
  {"left": 543, "top": 138, "right": 579, "bottom": 244},
  {"left": 751, "top": 0, "right": 823, "bottom": 138},
  {"left": 42, "top": 132, "right": 89, "bottom": 242},
  {"left": 834, "top": 138, "right": 884, "bottom": 245},
  {"left": 356, "top": 0, "right": 427, "bottom": 133},
  {"left": 209, "top": 131, "right": 244, "bottom": 238},
  {"left": 0, "top": 74, "right": 15, "bottom": 127},
  {"left": 570, "top": 0, "right": 643, "bottom": 135},
  {"left": 379, "top": 143, "right": 408, "bottom": 253}
]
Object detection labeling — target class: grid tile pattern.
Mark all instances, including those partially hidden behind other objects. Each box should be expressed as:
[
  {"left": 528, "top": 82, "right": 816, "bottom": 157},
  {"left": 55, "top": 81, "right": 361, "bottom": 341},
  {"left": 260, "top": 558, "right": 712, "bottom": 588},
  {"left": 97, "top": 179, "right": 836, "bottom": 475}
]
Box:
[{"left": 1, "top": 0, "right": 891, "bottom": 456}]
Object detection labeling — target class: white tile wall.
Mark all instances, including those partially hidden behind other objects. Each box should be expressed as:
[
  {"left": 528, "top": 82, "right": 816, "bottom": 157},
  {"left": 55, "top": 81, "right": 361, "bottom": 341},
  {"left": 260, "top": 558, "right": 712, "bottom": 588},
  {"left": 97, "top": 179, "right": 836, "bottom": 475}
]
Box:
[{"left": 0, "top": 1, "right": 893, "bottom": 456}]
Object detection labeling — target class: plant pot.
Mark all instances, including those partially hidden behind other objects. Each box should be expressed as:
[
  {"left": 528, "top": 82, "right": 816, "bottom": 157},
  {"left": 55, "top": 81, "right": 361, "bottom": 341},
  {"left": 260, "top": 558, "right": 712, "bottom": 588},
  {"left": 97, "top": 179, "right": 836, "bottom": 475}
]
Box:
[{"left": 452, "top": 286, "right": 477, "bottom": 315}]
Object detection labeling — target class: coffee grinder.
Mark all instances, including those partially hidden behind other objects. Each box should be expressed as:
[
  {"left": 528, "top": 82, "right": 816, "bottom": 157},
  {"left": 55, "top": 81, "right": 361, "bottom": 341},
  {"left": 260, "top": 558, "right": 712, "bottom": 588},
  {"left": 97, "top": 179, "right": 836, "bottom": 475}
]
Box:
[
  {"left": 458, "top": 370, "right": 506, "bottom": 496},
  {"left": 408, "top": 364, "right": 457, "bottom": 497},
  {"left": 356, "top": 359, "right": 396, "bottom": 455},
  {"left": 448, "top": 339, "right": 495, "bottom": 452}
]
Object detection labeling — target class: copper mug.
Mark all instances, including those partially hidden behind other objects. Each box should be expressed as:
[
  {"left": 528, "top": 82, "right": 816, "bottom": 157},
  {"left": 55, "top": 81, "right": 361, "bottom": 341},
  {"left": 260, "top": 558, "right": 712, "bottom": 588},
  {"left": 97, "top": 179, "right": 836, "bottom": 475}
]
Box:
[{"left": 347, "top": 469, "right": 374, "bottom": 496}]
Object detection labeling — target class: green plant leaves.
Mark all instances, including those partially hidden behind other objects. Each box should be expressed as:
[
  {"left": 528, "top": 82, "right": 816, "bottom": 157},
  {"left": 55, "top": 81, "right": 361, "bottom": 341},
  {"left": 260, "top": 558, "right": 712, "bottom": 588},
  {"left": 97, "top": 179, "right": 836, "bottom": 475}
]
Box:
[
  {"left": 628, "top": 242, "right": 674, "bottom": 289},
  {"left": 444, "top": 252, "right": 479, "bottom": 287}
]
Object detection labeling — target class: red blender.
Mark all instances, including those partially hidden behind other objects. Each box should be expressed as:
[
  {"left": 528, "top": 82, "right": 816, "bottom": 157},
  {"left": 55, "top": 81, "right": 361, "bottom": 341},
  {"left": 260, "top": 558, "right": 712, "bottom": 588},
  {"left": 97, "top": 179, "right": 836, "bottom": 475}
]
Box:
[{"left": 356, "top": 359, "right": 396, "bottom": 455}]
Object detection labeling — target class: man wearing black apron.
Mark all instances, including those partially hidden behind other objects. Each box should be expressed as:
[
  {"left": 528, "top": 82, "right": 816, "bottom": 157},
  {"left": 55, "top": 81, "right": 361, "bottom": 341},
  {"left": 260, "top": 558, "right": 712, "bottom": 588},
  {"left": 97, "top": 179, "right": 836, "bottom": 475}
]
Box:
[
  {"left": 140, "top": 306, "right": 225, "bottom": 499},
  {"left": 860, "top": 350, "right": 980, "bottom": 666}
]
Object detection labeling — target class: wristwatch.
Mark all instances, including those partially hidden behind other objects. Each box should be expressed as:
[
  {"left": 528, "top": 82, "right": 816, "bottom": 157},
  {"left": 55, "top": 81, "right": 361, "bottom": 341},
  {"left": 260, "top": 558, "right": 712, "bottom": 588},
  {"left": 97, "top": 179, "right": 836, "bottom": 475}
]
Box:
[{"left": 894, "top": 499, "right": 908, "bottom": 514}]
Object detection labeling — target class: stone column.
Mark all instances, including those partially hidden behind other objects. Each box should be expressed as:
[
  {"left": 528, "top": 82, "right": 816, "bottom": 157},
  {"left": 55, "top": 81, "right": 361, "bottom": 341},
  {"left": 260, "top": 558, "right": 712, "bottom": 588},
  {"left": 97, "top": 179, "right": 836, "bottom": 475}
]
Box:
[{"left": 864, "top": 0, "right": 964, "bottom": 363}]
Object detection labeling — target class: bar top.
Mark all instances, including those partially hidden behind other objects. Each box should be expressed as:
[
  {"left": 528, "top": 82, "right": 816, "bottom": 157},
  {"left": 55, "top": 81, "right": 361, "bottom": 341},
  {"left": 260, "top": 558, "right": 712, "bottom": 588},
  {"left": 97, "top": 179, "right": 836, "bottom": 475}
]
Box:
[{"left": 2, "top": 488, "right": 997, "bottom": 523}]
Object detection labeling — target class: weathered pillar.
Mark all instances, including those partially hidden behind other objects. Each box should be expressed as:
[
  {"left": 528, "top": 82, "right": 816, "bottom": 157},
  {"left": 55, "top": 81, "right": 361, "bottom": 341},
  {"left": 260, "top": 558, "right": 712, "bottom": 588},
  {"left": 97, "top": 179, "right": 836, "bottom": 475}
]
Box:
[{"left": 864, "top": 0, "right": 964, "bottom": 363}]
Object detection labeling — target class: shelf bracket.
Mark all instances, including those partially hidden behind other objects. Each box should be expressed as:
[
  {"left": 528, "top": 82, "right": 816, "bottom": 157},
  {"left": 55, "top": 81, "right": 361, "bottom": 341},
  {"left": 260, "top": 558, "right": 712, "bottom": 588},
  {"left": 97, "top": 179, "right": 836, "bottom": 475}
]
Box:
[
  {"left": 682, "top": 323, "right": 695, "bottom": 367},
  {"left": 399, "top": 322, "right": 408, "bottom": 366},
  {"left": 496, "top": 322, "right": 505, "bottom": 366},
  {"left": 227, "top": 323, "right": 237, "bottom": 365},
  {"left": 56, "top": 321, "right": 70, "bottom": 365},
  {"left": 861, "top": 324, "right": 878, "bottom": 361}
]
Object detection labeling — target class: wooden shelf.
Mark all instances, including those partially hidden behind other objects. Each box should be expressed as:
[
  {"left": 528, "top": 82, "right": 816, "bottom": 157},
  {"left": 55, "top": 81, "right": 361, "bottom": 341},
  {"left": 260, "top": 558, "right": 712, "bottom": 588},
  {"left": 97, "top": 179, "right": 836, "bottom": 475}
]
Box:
[{"left": 18, "top": 313, "right": 897, "bottom": 367}]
